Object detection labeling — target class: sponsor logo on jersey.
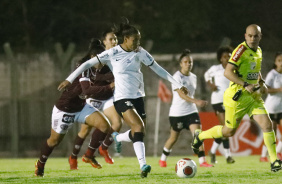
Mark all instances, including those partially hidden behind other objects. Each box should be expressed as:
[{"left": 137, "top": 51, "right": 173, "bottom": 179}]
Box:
[
  {"left": 246, "top": 72, "right": 259, "bottom": 80},
  {"left": 146, "top": 53, "right": 153, "bottom": 62},
  {"left": 62, "top": 114, "right": 75, "bottom": 124},
  {"left": 99, "top": 53, "right": 109, "bottom": 59},
  {"left": 250, "top": 62, "right": 256, "bottom": 70},
  {"left": 113, "top": 49, "right": 118, "bottom": 55},
  {"left": 232, "top": 45, "right": 246, "bottom": 62}
]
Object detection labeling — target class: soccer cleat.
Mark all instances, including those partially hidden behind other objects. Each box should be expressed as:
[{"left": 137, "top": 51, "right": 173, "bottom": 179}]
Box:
[
  {"left": 99, "top": 146, "right": 114, "bottom": 164},
  {"left": 277, "top": 153, "right": 282, "bottom": 160},
  {"left": 68, "top": 156, "right": 78, "bottom": 170},
  {"left": 260, "top": 157, "right": 269, "bottom": 162},
  {"left": 209, "top": 151, "right": 217, "bottom": 164},
  {"left": 140, "top": 164, "right": 151, "bottom": 178},
  {"left": 226, "top": 156, "right": 235, "bottom": 164},
  {"left": 111, "top": 132, "right": 122, "bottom": 153},
  {"left": 34, "top": 160, "right": 44, "bottom": 177},
  {"left": 159, "top": 160, "right": 167, "bottom": 167},
  {"left": 271, "top": 159, "right": 282, "bottom": 172},
  {"left": 191, "top": 129, "right": 203, "bottom": 154},
  {"left": 82, "top": 155, "right": 102, "bottom": 169},
  {"left": 199, "top": 161, "right": 214, "bottom": 167}
]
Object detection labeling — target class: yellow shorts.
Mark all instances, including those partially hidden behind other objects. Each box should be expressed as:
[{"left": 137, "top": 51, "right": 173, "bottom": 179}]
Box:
[{"left": 223, "top": 87, "right": 268, "bottom": 129}]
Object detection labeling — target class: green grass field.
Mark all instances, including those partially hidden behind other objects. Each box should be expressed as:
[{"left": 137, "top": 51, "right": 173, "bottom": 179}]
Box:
[{"left": 0, "top": 156, "right": 281, "bottom": 184}]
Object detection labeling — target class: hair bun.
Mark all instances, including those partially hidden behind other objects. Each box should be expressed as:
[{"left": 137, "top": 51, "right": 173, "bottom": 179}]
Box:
[
  {"left": 183, "top": 49, "right": 191, "bottom": 54},
  {"left": 89, "top": 38, "right": 102, "bottom": 49}
]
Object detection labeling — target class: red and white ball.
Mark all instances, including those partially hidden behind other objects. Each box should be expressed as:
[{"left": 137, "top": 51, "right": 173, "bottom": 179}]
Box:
[{"left": 175, "top": 158, "right": 197, "bottom": 178}]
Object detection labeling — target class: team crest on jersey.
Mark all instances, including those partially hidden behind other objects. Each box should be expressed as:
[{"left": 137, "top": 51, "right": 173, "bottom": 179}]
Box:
[
  {"left": 250, "top": 62, "right": 256, "bottom": 70},
  {"left": 232, "top": 45, "right": 246, "bottom": 62},
  {"left": 113, "top": 49, "right": 118, "bottom": 55}
]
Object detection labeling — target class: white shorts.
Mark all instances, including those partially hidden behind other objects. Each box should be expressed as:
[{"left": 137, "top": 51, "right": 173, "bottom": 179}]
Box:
[
  {"left": 86, "top": 97, "right": 114, "bottom": 112},
  {"left": 52, "top": 104, "right": 97, "bottom": 134}
]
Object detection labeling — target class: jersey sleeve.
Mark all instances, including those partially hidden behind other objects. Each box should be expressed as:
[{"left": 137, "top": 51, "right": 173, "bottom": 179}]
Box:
[
  {"left": 97, "top": 49, "right": 111, "bottom": 65},
  {"left": 229, "top": 44, "right": 247, "bottom": 67},
  {"left": 171, "top": 73, "right": 181, "bottom": 91},
  {"left": 204, "top": 66, "right": 214, "bottom": 82},
  {"left": 265, "top": 71, "right": 275, "bottom": 87},
  {"left": 139, "top": 48, "right": 155, "bottom": 66}
]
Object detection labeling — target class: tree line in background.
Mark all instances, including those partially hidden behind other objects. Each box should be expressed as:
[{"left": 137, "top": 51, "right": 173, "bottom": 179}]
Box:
[{"left": 1, "top": 0, "right": 281, "bottom": 54}]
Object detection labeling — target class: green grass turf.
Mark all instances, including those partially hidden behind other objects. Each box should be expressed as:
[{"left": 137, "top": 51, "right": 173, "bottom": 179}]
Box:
[{"left": 0, "top": 155, "right": 281, "bottom": 184}]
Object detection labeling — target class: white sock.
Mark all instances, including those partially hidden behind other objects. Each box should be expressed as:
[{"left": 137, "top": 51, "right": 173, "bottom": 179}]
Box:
[
  {"left": 160, "top": 147, "right": 171, "bottom": 161},
  {"left": 224, "top": 148, "right": 231, "bottom": 158},
  {"left": 261, "top": 145, "right": 268, "bottom": 157},
  {"left": 276, "top": 141, "right": 282, "bottom": 153},
  {"left": 198, "top": 156, "right": 205, "bottom": 164},
  {"left": 116, "top": 130, "right": 131, "bottom": 142},
  {"left": 133, "top": 141, "right": 146, "bottom": 169},
  {"left": 210, "top": 141, "right": 220, "bottom": 154}
]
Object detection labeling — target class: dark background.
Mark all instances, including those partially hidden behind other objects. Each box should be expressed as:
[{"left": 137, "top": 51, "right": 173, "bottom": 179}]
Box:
[{"left": 1, "top": 0, "right": 281, "bottom": 53}]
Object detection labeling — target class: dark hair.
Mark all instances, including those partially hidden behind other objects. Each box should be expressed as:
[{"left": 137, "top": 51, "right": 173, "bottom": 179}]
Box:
[
  {"left": 114, "top": 17, "right": 139, "bottom": 40},
  {"left": 78, "top": 38, "right": 105, "bottom": 65},
  {"left": 179, "top": 49, "right": 191, "bottom": 63},
  {"left": 273, "top": 51, "right": 282, "bottom": 69},
  {"left": 101, "top": 27, "right": 114, "bottom": 42},
  {"left": 217, "top": 46, "right": 233, "bottom": 62}
]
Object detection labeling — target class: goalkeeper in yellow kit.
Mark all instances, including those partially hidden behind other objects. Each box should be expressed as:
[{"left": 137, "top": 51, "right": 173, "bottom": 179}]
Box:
[{"left": 192, "top": 24, "right": 282, "bottom": 172}]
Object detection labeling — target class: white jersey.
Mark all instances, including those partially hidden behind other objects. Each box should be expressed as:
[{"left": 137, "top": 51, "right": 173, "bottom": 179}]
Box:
[
  {"left": 204, "top": 64, "right": 229, "bottom": 104},
  {"left": 97, "top": 46, "right": 153, "bottom": 101},
  {"left": 169, "top": 71, "right": 198, "bottom": 116},
  {"left": 264, "top": 69, "right": 282, "bottom": 114}
]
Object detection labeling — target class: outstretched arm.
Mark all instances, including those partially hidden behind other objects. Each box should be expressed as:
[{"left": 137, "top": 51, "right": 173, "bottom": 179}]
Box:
[
  {"left": 57, "top": 57, "right": 100, "bottom": 91},
  {"left": 176, "top": 89, "right": 208, "bottom": 107},
  {"left": 149, "top": 61, "right": 188, "bottom": 95}
]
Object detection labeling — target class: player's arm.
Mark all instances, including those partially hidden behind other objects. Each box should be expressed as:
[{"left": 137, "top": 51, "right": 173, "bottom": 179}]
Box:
[
  {"left": 80, "top": 80, "right": 114, "bottom": 99},
  {"left": 224, "top": 63, "right": 255, "bottom": 93},
  {"left": 204, "top": 68, "right": 217, "bottom": 91},
  {"left": 175, "top": 89, "right": 208, "bottom": 107},
  {"left": 149, "top": 61, "right": 189, "bottom": 95},
  {"left": 58, "top": 57, "right": 101, "bottom": 91}
]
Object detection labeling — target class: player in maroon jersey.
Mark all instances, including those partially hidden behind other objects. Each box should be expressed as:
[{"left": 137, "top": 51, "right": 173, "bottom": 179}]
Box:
[
  {"left": 68, "top": 30, "right": 122, "bottom": 170},
  {"left": 34, "top": 39, "right": 112, "bottom": 177}
]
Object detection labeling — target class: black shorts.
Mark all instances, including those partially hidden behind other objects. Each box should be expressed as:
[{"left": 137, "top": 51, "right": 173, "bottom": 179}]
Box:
[
  {"left": 212, "top": 103, "right": 225, "bottom": 113},
  {"left": 113, "top": 97, "right": 146, "bottom": 119},
  {"left": 269, "top": 113, "right": 282, "bottom": 122},
  {"left": 169, "top": 113, "right": 201, "bottom": 132}
]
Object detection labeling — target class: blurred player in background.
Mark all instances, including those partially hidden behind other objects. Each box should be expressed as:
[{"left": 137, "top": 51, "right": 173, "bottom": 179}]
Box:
[
  {"left": 57, "top": 17, "right": 189, "bottom": 178},
  {"left": 35, "top": 39, "right": 111, "bottom": 177},
  {"left": 68, "top": 31, "right": 122, "bottom": 170},
  {"left": 260, "top": 52, "right": 282, "bottom": 162},
  {"left": 191, "top": 24, "right": 282, "bottom": 172},
  {"left": 204, "top": 46, "right": 235, "bottom": 164},
  {"left": 159, "top": 49, "right": 213, "bottom": 168}
]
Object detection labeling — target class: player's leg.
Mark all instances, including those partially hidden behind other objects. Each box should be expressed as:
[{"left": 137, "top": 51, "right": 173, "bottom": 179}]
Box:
[
  {"left": 159, "top": 127, "right": 180, "bottom": 167},
  {"left": 253, "top": 113, "right": 281, "bottom": 171},
  {"left": 190, "top": 123, "right": 213, "bottom": 167},
  {"left": 99, "top": 105, "right": 122, "bottom": 164},
  {"left": 82, "top": 110, "right": 111, "bottom": 169},
  {"left": 69, "top": 124, "right": 92, "bottom": 170},
  {"left": 277, "top": 114, "right": 282, "bottom": 160}
]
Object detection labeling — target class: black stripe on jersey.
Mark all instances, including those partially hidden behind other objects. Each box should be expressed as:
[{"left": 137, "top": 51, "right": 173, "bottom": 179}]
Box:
[
  {"left": 148, "top": 60, "right": 154, "bottom": 67},
  {"left": 228, "top": 62, "right": 238, "bottom": 68},
  {"left": 96, "top": 56, "right": 102, "bottom": 66}
]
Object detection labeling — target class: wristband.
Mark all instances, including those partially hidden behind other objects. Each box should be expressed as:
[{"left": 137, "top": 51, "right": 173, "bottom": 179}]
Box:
[{"left": 243, "top": 82, "right": 249, "bottom": 88}]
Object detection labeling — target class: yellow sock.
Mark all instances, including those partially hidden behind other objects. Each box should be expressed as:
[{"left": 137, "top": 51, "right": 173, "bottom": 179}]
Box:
[
  {"left": 199, "top": 125, "right": 223, "bottom": 141},
  {"left": 263, "top": 131, "right": 277, "bottom": 163}
]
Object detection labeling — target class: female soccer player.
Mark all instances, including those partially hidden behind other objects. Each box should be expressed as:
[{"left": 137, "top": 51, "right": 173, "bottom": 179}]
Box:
[
  {"left": 58, "top": 17, "right": 188, "bottom": 178},
  {"left": 68, "top": 30, "right": 122, "bottom": 170},
  {"left": 159, "top": 49, "right": 213, "bottom": 168},
  {"left": 35, "top": 39, "right": 111, "bottom": 177},
  {"left": 204, "top": 46, "right": 235, "bottom": 164},
  {"left": 260, "top": 52, "right": 282, "bottom": 162}
]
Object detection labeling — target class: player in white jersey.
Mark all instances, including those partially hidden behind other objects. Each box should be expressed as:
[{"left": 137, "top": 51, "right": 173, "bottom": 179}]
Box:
[
  {"left": 58, "top": 17, "right": 188, "bottom": 178},
  {"left": 204, "top": 46, "right": 235, "bottom": 164},
  {"left": 260, "top": 52, "right": 282, "bottom": 162},
  {"left": 159, "top": 49, "right": 213, "bottom": 168}
]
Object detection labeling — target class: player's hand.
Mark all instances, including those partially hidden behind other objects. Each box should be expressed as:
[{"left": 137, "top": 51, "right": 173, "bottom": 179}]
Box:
[
  {"left": 195, "top": 99, "right": 208, "bottom": 107},
  {"left": 210, "top": 83, "right": 218, "bottom": 91},
  {"left": 245, "top": 84, "right": 255, "bottom": 93},
  {"left": 58, "top": 80, "right": 71, "bottom": 91},
  {"left": 179, "top": 86, "right": 189, "bottom": 95}
]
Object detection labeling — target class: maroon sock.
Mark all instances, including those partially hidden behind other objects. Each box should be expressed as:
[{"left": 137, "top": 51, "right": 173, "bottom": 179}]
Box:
[
  {"left": 85, "top": 129, "right": 107, "bottom": 158},
  {"left": 101, "top": 128, "right": 114, "bottom": 150},
  {"left": 71, "top": 135, "right": 85, "bottom": 159},
  {"left": 38, "top": 141, "right": 54, "bottom": 167}
]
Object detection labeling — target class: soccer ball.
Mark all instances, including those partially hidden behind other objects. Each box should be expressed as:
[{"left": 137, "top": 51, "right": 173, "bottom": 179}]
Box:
[{"left": 175, "top": 158, "right": 197, "bottom": 178}]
